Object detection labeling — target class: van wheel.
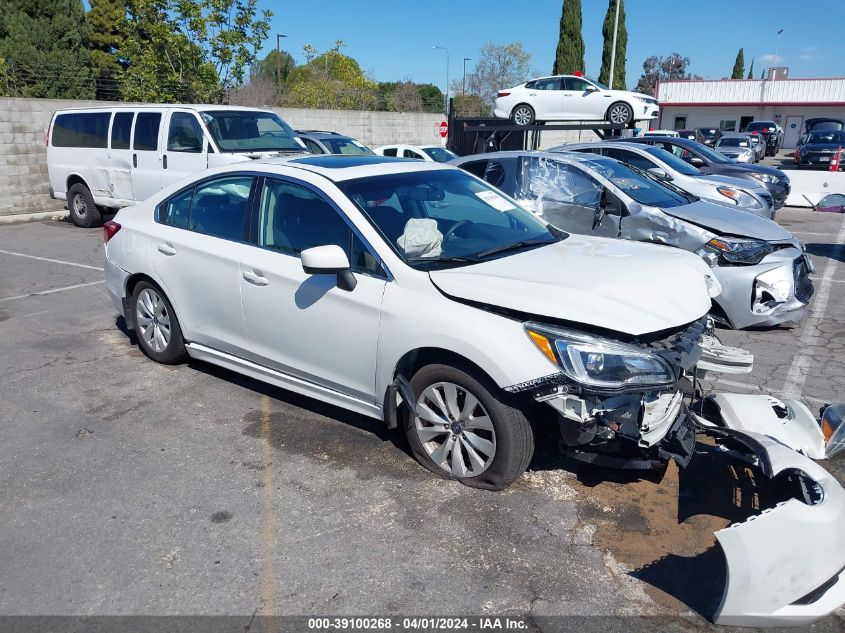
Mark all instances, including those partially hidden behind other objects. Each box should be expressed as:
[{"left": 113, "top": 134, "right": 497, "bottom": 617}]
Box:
[
  {"left": 67, "top": 183, "right": 102, "bottom": 228},
  {"left": 131, "top": 281, "right": 187, "bottom": 364},
  {"left": 404, "top": 363, "right": 534, "bottom": 491}
]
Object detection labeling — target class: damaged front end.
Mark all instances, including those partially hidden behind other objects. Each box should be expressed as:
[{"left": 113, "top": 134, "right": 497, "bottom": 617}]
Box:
[
  {"left": 701, "top": 428, "right": 845, "bottom": 626},
  {"left": 511, "top": 316, "right": 751, "bottom": 470}
]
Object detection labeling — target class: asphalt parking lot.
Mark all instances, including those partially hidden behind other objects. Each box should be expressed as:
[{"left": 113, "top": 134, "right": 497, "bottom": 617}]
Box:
[{"left": 0, "top": 208, "right": 843, "bottom": 629}]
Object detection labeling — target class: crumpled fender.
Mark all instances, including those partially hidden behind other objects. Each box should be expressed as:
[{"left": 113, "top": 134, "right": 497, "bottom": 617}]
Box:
[
  {"left": 707, "top": 430, "right": 845, "bottom": 626},
  {"left": 699, "top": 393, "right": 826, "bottom": 459}
]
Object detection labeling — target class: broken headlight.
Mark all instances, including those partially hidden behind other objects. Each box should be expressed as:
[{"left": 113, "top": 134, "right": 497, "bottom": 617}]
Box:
[
  {"left": 716, "top": 186, "right": 763, "bottom": 210},
  {"left": 525, "top": 324, "right": 675, "bottom": 390},
  {"left": 702, "top": 237, "right": 774, "bottom": 265}
]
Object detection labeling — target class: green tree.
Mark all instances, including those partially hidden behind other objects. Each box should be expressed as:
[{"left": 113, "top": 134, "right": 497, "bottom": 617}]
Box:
[
  {"left": 286, "top": 41, "right": 378, "bottom": 110},
  {"left": 552, "top": 0, "right": 584, "bottom": 75},
  {"left": 634, "top": 53, "right": 699, "bottom": 96},
  {"left": 598, "top": 0, "right": 627, "bottom": 89},
  {"left": 747, "top": 59, "right": 754, "bottom": 79},
  {"left": 416, "top": 83, "right": 444, "bottom": 113},
  {"left": 253, "top": 49, "right": 295, "bottom": 85},
  {"left": 0, "top": 0, "right": 94, "bottom": 98},
  {"left": 731, "top": 48, "right": 744, "bottom": 79},
  {"left": 119, "top": 0, "right": 271, "bottom": 103},
  {"left": 463, "top": 41, "right": 531, "bottom": 108},
  {"left": 760, "top": 67, "right": 765, "bottom": 79},
  {"left": 86, "top": 0, "right": 129, "bottom": 99}
]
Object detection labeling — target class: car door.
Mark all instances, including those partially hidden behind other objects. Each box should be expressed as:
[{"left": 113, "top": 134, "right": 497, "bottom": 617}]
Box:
[
  {"left": 238, "top": 176, "right": 387, "bottom": 403},
  {"left": 162, "top": 110, "right": 208, "bottom": 188},
  {"left": 563, "top": 77, "right": 602, "bottom": 119},
  {"left": 151, "top": 174, "right": 256, "bottom": 356},
  {"left": 131, "top": 111, "right": 164, "bottom": 201},
  {"left": 516, "top": 156, "right": 620, "bottom": 237},
  {"left": 108, "top": 111, "right": 135, "bottom": 201},
  {"left": 526, "top": 77, "right": 563, "bottom": 119}
]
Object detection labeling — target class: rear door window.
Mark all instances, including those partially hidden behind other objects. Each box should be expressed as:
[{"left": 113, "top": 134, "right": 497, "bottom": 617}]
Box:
[
  {"left": 110, "top": 112, "right": 134, "bottom": 150},
  {"left": 133, "top": 112, "right": 162, "bottom": 151},
  {"left": 188, "top": 176, "right": 254, "bottom": 241},
  {"left": 403, "top": 149, "right": 424, "bottom": 160},
  {"left": 52, "top": 112, "right": 110, "bottom": 148},
  {"left": 382, "top": 147, "right": 398, "bottom": 157}
]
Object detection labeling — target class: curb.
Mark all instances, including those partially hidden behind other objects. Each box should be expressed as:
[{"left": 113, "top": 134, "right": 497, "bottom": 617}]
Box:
[{"left": 0, "top": 210, "right": 70, "bottom": 225}]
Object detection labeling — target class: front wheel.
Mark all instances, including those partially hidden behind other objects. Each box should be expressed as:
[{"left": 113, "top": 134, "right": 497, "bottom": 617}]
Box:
[
  {"left": 67, "top": 183, "right": 102, "bottom": 228},
  {"left": 511, "top": 104, "right": 535, "bottom": 127},
  {"left": 404, "top": 364, "right": 534, "bottom": 490},
  {"left": 606, "top": 102, "right": 633, "bottom": 125}
]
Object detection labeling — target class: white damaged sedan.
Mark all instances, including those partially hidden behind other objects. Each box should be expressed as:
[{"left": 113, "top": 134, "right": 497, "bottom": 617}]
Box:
[{"left": 102, "top": 155, "right": 845, "bottom": 625}]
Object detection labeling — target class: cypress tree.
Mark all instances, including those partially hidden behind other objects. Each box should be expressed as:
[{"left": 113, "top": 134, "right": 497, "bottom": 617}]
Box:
[
  {"left": 87, "top": 0, "right": 128, "bottom": 99},
  {"left": 553, "top": 0, "right": 584, "bottom": 75},
  {"left": 731, "top": 48, "right": 744, "bottom": 79},
  {"left": 598, "top": 0, "right": 627, "bottom": 89},
  {"left": 0, "top": 0, "right": 94, "bottom": 98},
  {"left": 747, "top": 59, "right": 754, "bottom": 79}
]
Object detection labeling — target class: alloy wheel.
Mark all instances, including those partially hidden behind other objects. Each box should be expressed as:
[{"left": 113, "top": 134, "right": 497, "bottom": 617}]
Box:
[
  {"left": 136, "top": 288, "right": 171, "bottom": 353},
  {"left": 608, "top": 104, "right": 631, "bottom": 124},
  {"left": 513, "top": 106, "right": 533, "bottom": 126},
  {"left": 414, "top": 381, "right": 496, "bottom": 477}
]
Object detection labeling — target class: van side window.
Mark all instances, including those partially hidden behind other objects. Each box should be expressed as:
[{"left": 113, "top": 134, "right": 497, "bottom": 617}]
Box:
[
  {"left": 188, "top": 176, "right": 253, "bottom": 241},
  {"left": 111, "top": 112, "right": 133, "bottom": 150},
  {"left": 167, "top": 113, "right": 203, "bottom": 153},
  {"left": 134, "top": 112, "right": 162, "bottom": 151},
  {"left": 52, "top": 113, "right": 110, "bottom": 148}
]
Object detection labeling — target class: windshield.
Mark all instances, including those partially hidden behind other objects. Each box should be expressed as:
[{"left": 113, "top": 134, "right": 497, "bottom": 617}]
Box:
[
  {"left": 807, "top": 131, "right": 845, "bottom": 144},
  {"left": 746, "top": 122, "right": 775, "bottom": 132},
  {"left": 718, "top": 137, "right": 751, "bottom": 148},
  {"left": 200, "top": 110, "right": 301, "bottom": 153},
  {"left": 579, "top": 157, "right": 691, "bottom": 208},
  {"left": 680, "top": 140, "right": 732, "bottom": 164},
  {"left": 322, "top": 137, "right": 375, "bottom": 155},
  {"left": 809, "top": 121, "right": 843, "bottom": 132},
  {"left": 698, "top": 128, "right": 719, "bottom": 138},
  {"left": 643, "top": 146, "right": 701, "bottom": 175},
  {"left": 422, "top": 147, "right": 458, "bottom": 163},
  {"left": 337, "top": 169, "right": 563, "bottom": 269}
]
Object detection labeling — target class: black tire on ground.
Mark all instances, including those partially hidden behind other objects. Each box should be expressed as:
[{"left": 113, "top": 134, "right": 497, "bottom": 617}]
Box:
[
  {"left": 67, "top": 183, "right": 102, "bottom": 228},
  {"left": 404, "top": 363, "right": 534, "bottom": 491},
  {"left": 606, "top": 101, "right": 633, "bottom": 126},
  {"left": 131, "top": 281, "right": 188, "bottom": 365},
  {"left": 510, "top": 104, "right": 536, "bottom": 127}
]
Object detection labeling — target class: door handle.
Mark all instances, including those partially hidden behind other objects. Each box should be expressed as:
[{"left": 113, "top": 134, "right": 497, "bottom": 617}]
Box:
[
  {"left": 242, "top": 269, "right": 269, "bottom": 286},
  {"left": 132, "top": 153, "right": 137, "bottom": 168},
  {"left": 163, "top": 154, "right": 168, "bottom": 169},
  {"left": 157, "top": 243, "right": 176, "bottom": 256}
]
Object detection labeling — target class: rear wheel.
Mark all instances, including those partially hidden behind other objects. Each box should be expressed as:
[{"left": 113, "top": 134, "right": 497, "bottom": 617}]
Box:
[
  {"left": 606, "top": 102, "right": 633, "bottom": 125},
  {"left": 67, "top": 183, "right": 102, "bottom": 228},
  {"left": 404, "top": 363, "right": 534, "bottom": 490},
  {"left": 511, "top": 104, "right": 535, "bottom": 127},
  {"left": 131, "top": 281, "right": 187, "bottom": 364}
]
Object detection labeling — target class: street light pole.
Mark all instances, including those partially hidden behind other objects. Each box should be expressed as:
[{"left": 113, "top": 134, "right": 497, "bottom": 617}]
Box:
[
  {"left": 773, "top": 28, "right": 783, "bottom": 67},
  {"left": 275, "top": 34, "right": 287, "bottom": 87},
  {"left": 462, "top": 58, "right": 471, "bottom": 95},
  {"left": 608, "top": 0, "right": 621, "bottom": 89},
  {"left": 433, "top": 46, "right": 449, "bottom": 114}
]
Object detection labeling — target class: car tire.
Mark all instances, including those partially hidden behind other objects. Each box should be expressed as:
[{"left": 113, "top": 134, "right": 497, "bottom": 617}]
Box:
[
  {"left": 606, "top": 102, "right": 633, "bottom": 125},
  {"left": 131, "top": 281, "right": 187, "bottom": 365},
  {"left": 67, "top": 183, "right": 102, "bottom": 228},
  {"left": 404, "top": 363, "right": 534, "bottom": 491},
  {"left": 510, "top": 104, "right": 535, "bottom": 127}
]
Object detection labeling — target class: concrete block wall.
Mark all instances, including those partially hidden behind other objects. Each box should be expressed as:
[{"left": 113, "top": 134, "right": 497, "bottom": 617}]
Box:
[{"left": 0, "top": 97, "right": 445, "bottom": 217}]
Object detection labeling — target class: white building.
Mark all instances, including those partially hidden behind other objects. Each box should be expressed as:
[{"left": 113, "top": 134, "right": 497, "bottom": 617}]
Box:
[{"left": 656, "top": 77, "right": 845, "bottom": 149}]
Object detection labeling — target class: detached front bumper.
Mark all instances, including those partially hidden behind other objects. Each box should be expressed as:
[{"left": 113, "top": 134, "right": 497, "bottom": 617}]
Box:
[
  {"left": 702, "top": 429, "right": 845, "bottom": 626},
  {"left": 711, "top": 249, "right": 813, "bottom": 329}
]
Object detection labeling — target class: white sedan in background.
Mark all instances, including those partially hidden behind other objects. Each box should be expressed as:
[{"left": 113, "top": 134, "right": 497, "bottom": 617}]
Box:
[
  {"left": 493, "top": 74, "right": 659, "bottom": 127},
  {"left": 375, "top": 144, "right": 457, "bottom": 162}
]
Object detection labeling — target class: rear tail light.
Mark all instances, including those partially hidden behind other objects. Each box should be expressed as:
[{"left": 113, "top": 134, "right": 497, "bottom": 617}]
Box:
[
  {"left": 103, "top": 221, "right": 121, "bottom": 243},
  {"left": 496, "top": 91, "right": 510, "bottom": 98}
]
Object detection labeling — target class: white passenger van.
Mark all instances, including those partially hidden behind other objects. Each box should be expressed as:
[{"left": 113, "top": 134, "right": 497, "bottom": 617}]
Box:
[{"left": 47, "top": 105, "right": 307, "bottom": 227}]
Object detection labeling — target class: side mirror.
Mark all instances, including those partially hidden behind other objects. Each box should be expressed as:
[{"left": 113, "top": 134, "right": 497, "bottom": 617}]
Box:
[
  {"left": 646, "top": 167, "right": 669, "bottom": 181},
  {"left": 301, "top": 245, "right": 357, "bottom": 291},
  {"left": 584, "top": 85, "right": 599, "bottom": 93},
  {"left": 688, "top": 156, "right": 706, "bottom": 167}
]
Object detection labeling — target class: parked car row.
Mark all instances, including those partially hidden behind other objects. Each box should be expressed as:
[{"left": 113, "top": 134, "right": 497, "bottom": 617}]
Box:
[{"left": 659, "top": 121, "right": 784, "bottom": 157}]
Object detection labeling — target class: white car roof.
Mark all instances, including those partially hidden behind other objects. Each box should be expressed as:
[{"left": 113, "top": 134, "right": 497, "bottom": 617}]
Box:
[{"left": 255, "top": 154, "right": 452, "bottom": 182}]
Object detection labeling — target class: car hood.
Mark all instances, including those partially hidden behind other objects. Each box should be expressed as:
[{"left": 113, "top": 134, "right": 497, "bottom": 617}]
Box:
[
  {"left": 699, "top": 174, "right": 769, "bottom": 193},
  {"left": 428, "top": 236, "right": 713, "bottom": 336},
  {"left": 720, "top": 162, "right": 787, "bottom": 180},
  {"left": 658, "top": 199, "right": 791, "bottom": 241}
]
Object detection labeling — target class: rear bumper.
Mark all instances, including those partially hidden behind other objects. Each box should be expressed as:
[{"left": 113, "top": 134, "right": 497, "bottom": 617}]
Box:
[{"left": 104, "top": 251, "right": 129, "bottom": 318}]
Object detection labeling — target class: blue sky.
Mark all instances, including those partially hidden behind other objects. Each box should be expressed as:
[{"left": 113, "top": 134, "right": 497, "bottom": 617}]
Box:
[{"left": 258, "top": 0, "right": 845, "bottom": 90}]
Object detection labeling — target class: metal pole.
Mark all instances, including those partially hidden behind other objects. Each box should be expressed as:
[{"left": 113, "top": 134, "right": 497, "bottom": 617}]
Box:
[
  {"left": 773, "top": 28, "right": 783, "bottom": 75},
  {"left": 462, "top": 58, "right": 470, "bottom": 95},
  {"left": 434, "top": 46, "right": 449, "bottom": 114},
  {"left": 275, "top": 34, "right": 286, "bottom": 87},
  {"left": 608, "top": 0, "right": 621, "bottom": 90}
]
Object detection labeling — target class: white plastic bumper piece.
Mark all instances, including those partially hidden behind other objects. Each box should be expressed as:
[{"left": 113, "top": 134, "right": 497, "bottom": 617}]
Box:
[
  {"left": 712, "top": 431, "right": 845, "bottom": 626},
  {"left": 697, "top": 333, "right": 754, "bottom": 374}
]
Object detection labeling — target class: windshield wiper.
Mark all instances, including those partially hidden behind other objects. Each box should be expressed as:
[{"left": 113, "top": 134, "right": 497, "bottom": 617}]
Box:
[
  {"left": 407, "top": 255, "right": 480, "bottom": 265},
  {"left": 475, "top": 237, "right": 556, "bottom": 259}
]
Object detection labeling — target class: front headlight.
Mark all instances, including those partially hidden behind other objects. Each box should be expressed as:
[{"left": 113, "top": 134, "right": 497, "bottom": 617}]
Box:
[
  {"left": 716, "top": 186, "right": 763, "bottom": 209},
  {"left": 634, "top": 95, "right": 656, "bottom": 105},
  {"left": 702, "top": 237, "right": 774, "bottom": 265},
  {"left": 525, "top": 324, "right": 675, "bottom": 389},
  {"left": 749, "top": 172, "right": 777, "bottom": 184}
]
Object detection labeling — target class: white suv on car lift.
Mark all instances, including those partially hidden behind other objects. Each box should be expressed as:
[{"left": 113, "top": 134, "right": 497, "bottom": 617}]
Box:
[
  {"left": 102, "top": 155, "right": 845, "bottom": 626},
  {"left": 493, "top": 75, "right": 659, "bottom": 127}
]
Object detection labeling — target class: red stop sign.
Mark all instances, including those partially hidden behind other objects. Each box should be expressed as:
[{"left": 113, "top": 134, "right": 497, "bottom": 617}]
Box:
[{"left": 439, "top": 121, "right": 448, "bottom": 138}]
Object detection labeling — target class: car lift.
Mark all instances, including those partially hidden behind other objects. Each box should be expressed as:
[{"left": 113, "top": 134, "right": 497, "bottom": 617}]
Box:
[{"left": 450, "top": 119, "right": 631, "bottom": 154}]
